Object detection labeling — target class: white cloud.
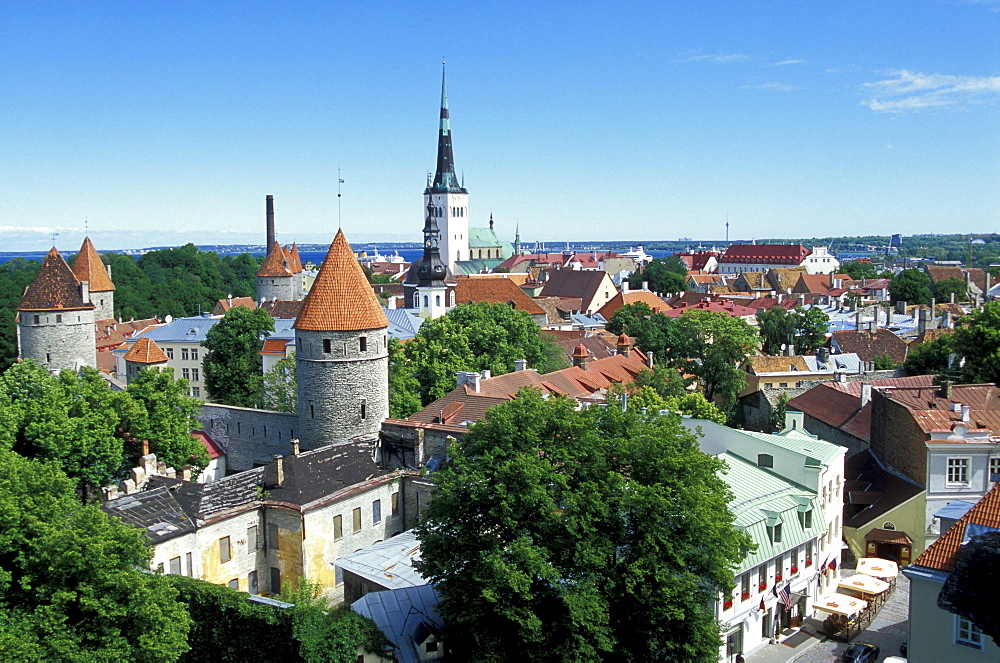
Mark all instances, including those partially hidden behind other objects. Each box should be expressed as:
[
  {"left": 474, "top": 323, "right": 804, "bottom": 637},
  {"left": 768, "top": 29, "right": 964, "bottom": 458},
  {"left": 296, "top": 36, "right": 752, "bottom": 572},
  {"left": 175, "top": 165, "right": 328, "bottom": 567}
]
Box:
[
  {"left": 862, "top": 69, "right": 1000, "bottom": 112},
  {"left": 676, "top": 51, "right": 750, "bottom": 64},
  {"left": 771, "top": 59, "right": 805, "bottom": 66},
  {"left": 960, "top": 0, "right": 1000, "bottom": 13},
  {"left": 741, "top": 82, "right": 797, "bottom": 91}
]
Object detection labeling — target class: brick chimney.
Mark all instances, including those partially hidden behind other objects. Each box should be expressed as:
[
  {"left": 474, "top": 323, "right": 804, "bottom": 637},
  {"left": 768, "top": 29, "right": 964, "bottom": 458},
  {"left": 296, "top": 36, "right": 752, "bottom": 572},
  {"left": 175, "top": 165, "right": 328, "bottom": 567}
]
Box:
[
  {"left": 266, "top": 195, "right": 275, "bottom": 249},
  {"left": 290, "top": 438, "right": 300, "bottom": 456},
  {"left": 265, "top": 454, "right": 284, "bottom": 489}
]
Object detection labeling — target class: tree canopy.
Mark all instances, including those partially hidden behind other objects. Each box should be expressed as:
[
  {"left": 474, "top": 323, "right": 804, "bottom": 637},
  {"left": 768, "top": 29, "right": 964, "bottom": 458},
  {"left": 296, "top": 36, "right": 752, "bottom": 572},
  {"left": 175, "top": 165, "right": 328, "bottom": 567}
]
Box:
[
  {"left": 415, "top": 390, "right": 749, "bottom": 661},
  {"left": 757, "top": 306, "right": 830, "bottom": 355},
  {"left": 262, "top": 353, "right": 298, "bottom": 414},
  {"left": 889, "top": 268, "right": 933, "bottom": 305},
  {"left": 933, "top": 276, "right": 969, "bottom": 303},
  {"left": 0, "top": 360, "right": 207, "bottom": 496},
  {"left": 0, "top": 449, "right": 191, "bottom": 660},
  {"left": 628, "top": 257, "right": 687, "bottom": 294},
  {"left": 938, "top": 530, "right": 1000, "bottom": 647},
  {"left": 202, "top": 306, "right": 275, "bottom": 407},
  {"left": 391, "top": 302, "right": 564, "bottom": 414},
  {"left": 949, "top": 301, "right": 1000, "bottom": 386}
]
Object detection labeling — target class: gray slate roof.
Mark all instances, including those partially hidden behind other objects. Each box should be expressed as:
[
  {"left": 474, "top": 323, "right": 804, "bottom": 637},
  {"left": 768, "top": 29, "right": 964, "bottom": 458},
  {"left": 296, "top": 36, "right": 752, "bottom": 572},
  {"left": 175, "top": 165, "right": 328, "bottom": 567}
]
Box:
[
  {"left": 103, "top": 486, "right": 196, "bottom": 542},
  {"left": 352, "top": 585, "right": 443, "bottom": 663}
]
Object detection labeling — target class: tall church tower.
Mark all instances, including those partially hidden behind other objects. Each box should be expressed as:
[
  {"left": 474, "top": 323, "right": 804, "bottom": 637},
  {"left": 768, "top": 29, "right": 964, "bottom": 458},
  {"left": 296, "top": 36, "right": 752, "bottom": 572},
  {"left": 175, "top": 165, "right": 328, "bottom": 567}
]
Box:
[
  {"left": 416, "top": 198, "right": 449, "bottom": 319},
  {"left": 71, "top": 237, "right": 115, "bottom": 321},
  {"left": 18, "top": 247, "right": 97, "bottom": 372},
  {"left": 294, "top": 230, "right": 389, "bottom": 447},
  {"left": 424, "top": 64, "right": 468, "bottom": 275}
]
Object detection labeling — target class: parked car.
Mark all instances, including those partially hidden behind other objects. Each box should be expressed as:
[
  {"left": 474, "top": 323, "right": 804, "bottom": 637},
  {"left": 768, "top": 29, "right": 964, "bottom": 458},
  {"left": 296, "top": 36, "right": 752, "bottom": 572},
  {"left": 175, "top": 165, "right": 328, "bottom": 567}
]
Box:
[{"left": 842, "top": 642, "right": 880, "bottom": 663}]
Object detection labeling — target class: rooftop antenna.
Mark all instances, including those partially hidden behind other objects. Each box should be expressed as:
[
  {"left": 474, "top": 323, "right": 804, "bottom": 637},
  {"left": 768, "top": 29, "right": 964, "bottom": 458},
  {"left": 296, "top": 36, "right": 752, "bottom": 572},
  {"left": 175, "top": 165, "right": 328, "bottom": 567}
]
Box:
[
  {"left": 51, "top": 231, "right": 59, "bottom": 248},
  {"left": 337, "top": 168, "right": 345, "bottom": 229}
]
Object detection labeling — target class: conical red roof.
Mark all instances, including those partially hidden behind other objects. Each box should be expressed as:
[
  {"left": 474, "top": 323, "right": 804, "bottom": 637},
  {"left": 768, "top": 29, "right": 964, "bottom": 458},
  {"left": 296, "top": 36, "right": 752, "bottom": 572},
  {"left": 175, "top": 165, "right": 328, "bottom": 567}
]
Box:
[
  {"left": 19, "top": 248, "right": 95, "bottom": 312},
  {"left": 287, "top": 243, "right": 303, "bottom": 274},
  {"left": 294, "top": 230, "right": 388, "bottom": 331},
  {"left": 123, "top": 336, "right": 169, "bottom": 364},
  {"left": 256, "top": 241, "right": 292, "bottom": 277},
  {"left": 71, "top": 237, "right": 115, "bottom": 292}
]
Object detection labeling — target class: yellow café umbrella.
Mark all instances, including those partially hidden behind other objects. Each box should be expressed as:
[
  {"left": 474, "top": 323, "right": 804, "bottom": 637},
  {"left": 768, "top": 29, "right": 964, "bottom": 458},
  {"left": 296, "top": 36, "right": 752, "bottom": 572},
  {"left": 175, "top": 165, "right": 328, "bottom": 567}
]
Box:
[
  {"left": 813, "top": 593, "right": 868, "bottom": 617},
  {"left": 838, "top": 574, "right": 890, "bottom": 595},
  {"left": 856, "top": 557, "right": 899, "bottom": 580}
]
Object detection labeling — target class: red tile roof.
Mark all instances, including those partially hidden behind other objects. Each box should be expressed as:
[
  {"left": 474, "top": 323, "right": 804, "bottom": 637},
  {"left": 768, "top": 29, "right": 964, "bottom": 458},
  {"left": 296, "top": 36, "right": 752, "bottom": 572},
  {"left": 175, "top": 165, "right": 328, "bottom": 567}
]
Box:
[
  {"left": 256, "top": 241, "right": 292, "bottom": 277},
  {"left": 192, "top": 430, "right": 225, "bottom": 460},
  {"left": 912, "top": 483, "right": 1000, "bottom": 572},
  {"left": 123, "top": 336, "right": 169, "bottom": 364},
  {"left": 71, "top": 237, "right": 115, "bottom": 292},
  {"left": 832, "top": 330, "right": 910, "bottom": 364},
  {"left": 596, "top": 290, "right": 667, "bottom": 320},
  {"left": 260, "top": 300, "right": 303, "bottom": 319},
  {"left": 19, "top": 248, "right": 95, "bottom": 312},
  {"left": 454, "top": 277, "right": 545, "bottom": 315},
  {"left": 882, "top": 383, "right": 1000, "bottom": 437},
  {"left": 660, "top": 300, "right": 757, "bottom": 318},
  {"left": 719, "top": 244, "right": 811, "bottom": 265},
  {"left": 287, "top": 243, "right": 303, "bottom": 273},
  {"left": 294, "top": 230, "right": 388, "bottom": 331},
  {"left": 260, "top": 338, "right": 291, "bottom": 356},
  {"left": 213, "top": 297, "right": 257, "bottom": 314}
]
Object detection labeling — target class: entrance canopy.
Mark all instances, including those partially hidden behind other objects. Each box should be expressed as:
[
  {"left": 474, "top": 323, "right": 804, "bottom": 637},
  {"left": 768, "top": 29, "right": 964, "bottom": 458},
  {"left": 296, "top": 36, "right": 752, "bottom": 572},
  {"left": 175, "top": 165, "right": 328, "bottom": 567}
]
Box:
[
  {"left": 813, "top": 594, "right": 868, "bottom": 617},
  {"left": 838, "top": 574, "right": 890, "bottom": 595},
  {"left": 856, "top": 557, "right": 899, "bottom": 579}
]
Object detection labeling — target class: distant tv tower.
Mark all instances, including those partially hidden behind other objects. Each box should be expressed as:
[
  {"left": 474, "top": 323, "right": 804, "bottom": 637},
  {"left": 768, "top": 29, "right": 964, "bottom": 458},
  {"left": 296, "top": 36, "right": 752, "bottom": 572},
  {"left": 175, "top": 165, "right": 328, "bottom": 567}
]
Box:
[{"left": 726, "top": 220, "right": 730, "bottom": 243}]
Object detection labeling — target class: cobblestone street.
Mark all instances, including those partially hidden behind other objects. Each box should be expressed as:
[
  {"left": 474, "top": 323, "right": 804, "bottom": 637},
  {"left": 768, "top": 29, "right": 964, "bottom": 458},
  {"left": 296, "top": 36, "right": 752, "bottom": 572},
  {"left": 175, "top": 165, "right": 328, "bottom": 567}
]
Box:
[{"left": 747, "top": 569, "right": 909, "bottom": 663}]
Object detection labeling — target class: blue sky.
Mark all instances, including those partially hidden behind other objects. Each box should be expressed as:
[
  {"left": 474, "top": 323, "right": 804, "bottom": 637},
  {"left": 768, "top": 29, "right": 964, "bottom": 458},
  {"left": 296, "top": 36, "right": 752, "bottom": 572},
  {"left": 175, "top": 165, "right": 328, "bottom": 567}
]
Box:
[{"left": 1, "top": 1, "right": 998, "bottom": 251}]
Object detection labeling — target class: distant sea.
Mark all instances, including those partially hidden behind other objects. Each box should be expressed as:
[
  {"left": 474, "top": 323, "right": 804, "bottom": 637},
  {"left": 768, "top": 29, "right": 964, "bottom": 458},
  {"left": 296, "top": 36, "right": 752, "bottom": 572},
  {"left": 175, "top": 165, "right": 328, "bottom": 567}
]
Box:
[{"left": 0, "top": 246, "right": 679, "bottom": 266}]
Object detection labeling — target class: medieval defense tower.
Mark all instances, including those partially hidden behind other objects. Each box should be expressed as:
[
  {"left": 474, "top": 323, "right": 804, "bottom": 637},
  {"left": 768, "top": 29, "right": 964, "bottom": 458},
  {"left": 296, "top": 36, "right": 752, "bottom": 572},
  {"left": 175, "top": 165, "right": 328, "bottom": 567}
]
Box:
[
  {"left": 18, "top": 247, "right": 98, "bottom": 372},
  {"left": 72, "top": 237, "right": 115, "bottom": 321},
  {"left": 294, "top": 230, "right": 389, "bottom": 447},
  {"left": 256, "top": 196, "right": 306, "bottom": 303}
]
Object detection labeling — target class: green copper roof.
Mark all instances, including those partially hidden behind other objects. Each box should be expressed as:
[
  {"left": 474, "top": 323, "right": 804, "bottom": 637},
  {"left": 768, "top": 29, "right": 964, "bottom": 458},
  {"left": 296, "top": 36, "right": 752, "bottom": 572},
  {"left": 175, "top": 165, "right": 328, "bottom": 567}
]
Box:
[{"left": 467, "top": 227, "right": 514, "bottom": 258}]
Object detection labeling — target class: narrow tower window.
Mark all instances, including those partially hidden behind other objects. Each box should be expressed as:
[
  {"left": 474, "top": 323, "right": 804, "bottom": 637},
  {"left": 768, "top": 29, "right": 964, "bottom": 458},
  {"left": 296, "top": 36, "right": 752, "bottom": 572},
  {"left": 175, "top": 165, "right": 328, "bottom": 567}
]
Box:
[
  {"left": 360, "top": 336, "right": 367, "bottom": 352},
  {"left": 323, "top": 339, "right": 331, "bottom": 353},
  {"left": 360, "top": 399, "right": 367, "bottom": 420}
]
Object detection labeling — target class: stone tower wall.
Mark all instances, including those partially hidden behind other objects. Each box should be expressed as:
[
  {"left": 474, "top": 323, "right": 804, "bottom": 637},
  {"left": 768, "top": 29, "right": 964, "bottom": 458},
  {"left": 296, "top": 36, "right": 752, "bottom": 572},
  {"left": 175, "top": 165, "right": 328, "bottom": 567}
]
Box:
[
  {"left": 91, "top": 290, "right": 114, "bottom": 321},
  {"left": 19, "top": 309, "right": 96, "bottom": 371},
  {"left": 257, "top": 276, "right": 295, "bottom": 303},
  {"left": 296, "top": 327, "right": 389, "bottom": 447}
]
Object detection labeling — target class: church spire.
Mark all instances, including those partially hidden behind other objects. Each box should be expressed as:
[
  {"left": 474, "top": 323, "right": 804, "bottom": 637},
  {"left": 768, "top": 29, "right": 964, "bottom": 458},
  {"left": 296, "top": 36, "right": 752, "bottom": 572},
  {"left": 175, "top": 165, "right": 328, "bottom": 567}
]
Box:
[
  {"left": 427, "top": 63, "right": 466, "bottom": 194},
  {"left": 417, "top": 198, "right": 447, "bottom": 287}
]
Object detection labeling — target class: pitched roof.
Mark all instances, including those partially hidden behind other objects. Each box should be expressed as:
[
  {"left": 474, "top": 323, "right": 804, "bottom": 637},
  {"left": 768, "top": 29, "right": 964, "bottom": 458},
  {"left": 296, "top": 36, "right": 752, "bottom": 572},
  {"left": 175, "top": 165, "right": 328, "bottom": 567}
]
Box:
[
  {"left": 735, "top": 272, "right": 770, "bottom": 290},
  {"left": 256, "top": 241, "right": 292, "bottom": 277},
  {"left": 767, "top": 267, "right": 808, "bottom": 292},
  {"left": 453, "top": 276, "right": 545, "bottom": 315},
  {"left": 843, "top": 449, "right": 925, "bottom": 529},
  {"left": 596, "top": 290, "right": 668, "bottom": 320},
  {"left": 18, "top": 247, "right": 94, "bottom": 312},
  {"left": 912, "top": 483, "right": 1000, "bottom": 572},
  {"left": 794, "top": 273, "right": 831, "bottom": 294},
  {"left": 832, "top": 329, "right": 910, "bottom": 363},
  {"left": 71, "top": 237, "right": 115, "bottom": 292},
  {"left": 123, "top": 336, "right": 169, "bottom": 364},
  {"left": 287, "top": 243, "right": 303, "bottom": 273},
  {"left": 881, "top": 383, "right": 1000, "bottom": 437},
  {"left": 925, "top": 265, "right": 965, "bottom": 284},
  {"left": 747, "top": 355, "right": 812, "bottom": 374},
  {"left": 295, "top": 230, "right": 389, "bottom": 331},
  {"left": 538, "top": 270, "right": 610, "bottom": 301},
  {"left": 720, "top": 244, "right": 811, "bottom": 264},
  {"left": 260, "top": 300, "right": 303, "bottom": 319},
  {"left": 213, "top": 296, "right": 257, "bottom": 314}
]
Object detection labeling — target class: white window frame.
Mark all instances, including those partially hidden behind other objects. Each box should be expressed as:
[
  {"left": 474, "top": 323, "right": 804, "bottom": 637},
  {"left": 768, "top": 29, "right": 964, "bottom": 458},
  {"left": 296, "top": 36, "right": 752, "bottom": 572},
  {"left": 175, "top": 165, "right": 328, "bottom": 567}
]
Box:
[
  {"left": 990, "top": 457, "right": 1000, "bottom": 483},
  {"left": 947, "top": 457, "right": 971, "bottom": 485},
  {"left": 955, "top": 615, "right": 984, "bottom": 650}
]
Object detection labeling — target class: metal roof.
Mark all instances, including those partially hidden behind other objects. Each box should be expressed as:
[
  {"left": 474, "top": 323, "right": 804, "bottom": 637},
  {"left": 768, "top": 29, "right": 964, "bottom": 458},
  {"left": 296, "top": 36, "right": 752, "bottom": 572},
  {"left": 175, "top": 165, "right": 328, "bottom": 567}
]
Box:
[
  {"left": 336, "top": 530, "right": 426, "bottom": 590},
  {"left": 351, "top": 585, "right": 443, "bottom": 663}
]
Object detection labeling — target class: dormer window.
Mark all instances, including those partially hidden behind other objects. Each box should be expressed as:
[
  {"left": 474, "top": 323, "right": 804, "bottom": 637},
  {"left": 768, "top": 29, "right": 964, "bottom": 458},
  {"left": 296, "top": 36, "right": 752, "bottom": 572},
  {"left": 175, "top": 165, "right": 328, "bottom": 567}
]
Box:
[{"left": 757, "top": 454, "right": 774, "bottom": 468}]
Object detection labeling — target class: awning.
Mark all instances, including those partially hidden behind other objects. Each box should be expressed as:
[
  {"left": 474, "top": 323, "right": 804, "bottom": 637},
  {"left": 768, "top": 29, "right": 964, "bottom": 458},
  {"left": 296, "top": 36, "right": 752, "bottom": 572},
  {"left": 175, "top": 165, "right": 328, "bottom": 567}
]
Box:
[
  {"left": 864, "top": 528, "right": 913, "bottom": 545},
  {"left": 856, "top": 557, "right": 899, "bottom": 579},
  {"left": 813, "top": 594, "right": 868, "bottom": 617},
  {"left": 838, "top": 574, "right": 890, "bottom": 595}
]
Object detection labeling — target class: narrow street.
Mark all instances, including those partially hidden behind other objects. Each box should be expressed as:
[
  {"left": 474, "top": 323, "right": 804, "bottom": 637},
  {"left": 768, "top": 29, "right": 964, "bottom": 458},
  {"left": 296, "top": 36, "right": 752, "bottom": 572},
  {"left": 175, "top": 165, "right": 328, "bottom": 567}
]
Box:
[{"left": 748, "top": 569, "right": 909, "bottom": 663}]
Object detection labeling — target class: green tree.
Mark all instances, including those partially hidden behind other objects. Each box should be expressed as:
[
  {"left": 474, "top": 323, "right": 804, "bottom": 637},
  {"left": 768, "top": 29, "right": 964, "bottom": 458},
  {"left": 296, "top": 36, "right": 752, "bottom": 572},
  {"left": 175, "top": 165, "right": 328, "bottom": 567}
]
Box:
[
  {"left": 933, "top": 276, "right": 969, "bottom": 303},
  {"left": 757, "top": 306, "right": 797, "bottom": 355},
  {"left": 950, "top": 301, "right": 1000, "bottom": 386},
  {"left": 606, "top": 303, "right": 674, "bottom": 359},
  {"left": 415, "top": 390, "right": 750, "bottom": 660},
  {"left": 388, "top": 339, "right": 422, "bottom": 418},
  {"left": 937, "top": 531, "right": 1000, "bottom": 647},
  {"left": 606, "top": 302, "right": 654, "bottom": 336},
  {"left": 628, "top": 258, "right": 686, "bottom": 294},
  {"left": 793, "top": 306, "right": 830, "bottom": 354},
  {"left": 0, "top": 258, "right": 41, "bottom": 371},
  {"left": 0, "top": 450, "right": 191, "bottom": 661},
  {"left": 124, "top": 368, "right": 209, "bottom": 471},
  {"left": 667, "top": 311, "right": 760, "bottom": 416},
  {"left": 889, "top": 268, "right": 933, "bottom": 305},
  {"left": 769, "top": 392, "right": 790, "bottom": 432},
  {"left": 841, "top": 260, "right": 890, "bottom": 280},
  {"left": 903, "top": 334, "right": 955, "bottom": 376},
  {"left": 202, "top": 306, "right": 275, "bottom": 407},
  {"left": 622, "top": 384, "right": 726, "bottom": 424},
  {"left": 262, "top": 354, "right": 298, "bottom": 414},
  {"left": 872, "top": 354, "right": 897, "bottom": 371}
]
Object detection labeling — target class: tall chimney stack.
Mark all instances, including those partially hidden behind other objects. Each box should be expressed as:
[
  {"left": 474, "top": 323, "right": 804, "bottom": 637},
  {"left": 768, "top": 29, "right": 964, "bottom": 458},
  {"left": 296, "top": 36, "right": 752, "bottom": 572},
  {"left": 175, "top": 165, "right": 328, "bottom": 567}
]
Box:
[{"left": 266, "top": 195, "right": 276, "bottom": 250}]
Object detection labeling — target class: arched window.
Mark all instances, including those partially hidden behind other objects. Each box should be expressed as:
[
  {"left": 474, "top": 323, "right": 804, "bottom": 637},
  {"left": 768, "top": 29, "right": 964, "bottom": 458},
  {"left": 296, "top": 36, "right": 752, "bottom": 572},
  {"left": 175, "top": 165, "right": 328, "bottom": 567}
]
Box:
[
  {"left": 882, "top": 521, "right": 896, "bottom": 531},
  {"left": 435, "top": 295, "right": 441, "bottom": 306},
  {"left": 413, "top": 293, "right": 419, "bottom": 308},
  {"left": 449, "top": 291, "right": 456, "bottom": 306},
  {"left": 423, "top": 295, "right": 429, "bottom": 307},
  {"left": 757, "top": 454, "right": 774, "bottom": 468}
]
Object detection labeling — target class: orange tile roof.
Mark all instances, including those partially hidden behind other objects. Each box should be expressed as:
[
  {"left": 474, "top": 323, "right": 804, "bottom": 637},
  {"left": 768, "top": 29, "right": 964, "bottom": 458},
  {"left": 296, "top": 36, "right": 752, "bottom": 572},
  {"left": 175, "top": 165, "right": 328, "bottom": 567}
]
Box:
[
  {"left": 287, "top": 243, "right": 303, "bottom": 273},
  {"left": 71, "top": 237, "right": 115, "bottom": 292},
  {"left": 294, "top": 230, "right": 388, "bottom": 331},
  {"left": 261, "top": 338, "right": 291, "bottom": 355},
  {"left": 123, "top": 336, "right": 169, "bottom": 364},
  {"left": 882, "top": 383, "right": 1000, "bottom": 436},
  {"left": 596, "top": 290, "right": 667, "bottom": 320},
  {"left": 912, "top": 483, "right": 1000, "bottom": 572},
  {"left": 454, "top": 277, "right": 545, "bottom": 315},
  {"left": 261, "top": 300, "right": 303, "bottom": 319},
  {"left": 214, "top": 297, "right": 257, "bottom": 314},
  {"left": 19, "top": 248, "right": 95, "bottom": 312},
  {"left": 256, "top": 241, "right": 292, "bottom": 277}
]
